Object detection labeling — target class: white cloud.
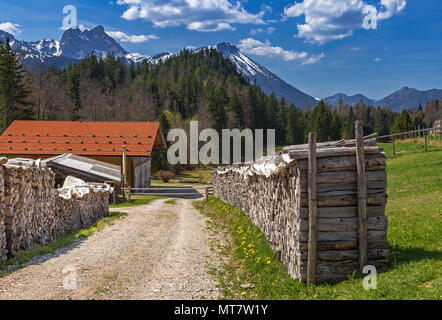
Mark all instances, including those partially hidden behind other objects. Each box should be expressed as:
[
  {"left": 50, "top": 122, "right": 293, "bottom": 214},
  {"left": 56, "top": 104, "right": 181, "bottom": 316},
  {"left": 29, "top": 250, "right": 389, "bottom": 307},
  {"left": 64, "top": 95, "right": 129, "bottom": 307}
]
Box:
[
  {"left": 187, "top": 21, "right": 235, "bottom": 32},
  {"left": 0, "top": 22, "right": 21, "bottom": 35},
  {"left": 239, "top": 38, "right": 307, "bottom": 61},
  {"left": 238, "top": 38, "right": 325, "bottom": 64},
  {"left": 250, "top": 27, "right": 276, "bottom": 35},
  {"left": 284, "top": 0, "right": 406, "bottom": 44},
  {"left": 302, "top": 52, "right": 325, "bottom": 64},
  {"left": 116, "top": 0, "right": 266, "bottom": 32},
  {"left": 350, "top": 47, "right": 361, "bottom": 51},
  {"left": 374, "top": 57, "right": 381, "bottom": 62},
  {"left": 106, "top": 30, "right": 159, "bottom": 43}
]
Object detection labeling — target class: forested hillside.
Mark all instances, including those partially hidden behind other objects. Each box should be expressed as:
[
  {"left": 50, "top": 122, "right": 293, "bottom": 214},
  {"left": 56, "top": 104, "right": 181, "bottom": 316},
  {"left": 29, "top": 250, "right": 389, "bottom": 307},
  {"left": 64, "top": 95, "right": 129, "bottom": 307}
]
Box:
[{"left": 0, "top": 37, "right": 440, "bottom": 147}]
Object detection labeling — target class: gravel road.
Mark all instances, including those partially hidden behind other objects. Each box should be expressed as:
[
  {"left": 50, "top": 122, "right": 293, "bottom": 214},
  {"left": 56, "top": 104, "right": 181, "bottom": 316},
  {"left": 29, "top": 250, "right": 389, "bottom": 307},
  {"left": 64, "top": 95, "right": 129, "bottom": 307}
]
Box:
[{"left": 0, "top": 199, "right": 221, "bottom": 300}]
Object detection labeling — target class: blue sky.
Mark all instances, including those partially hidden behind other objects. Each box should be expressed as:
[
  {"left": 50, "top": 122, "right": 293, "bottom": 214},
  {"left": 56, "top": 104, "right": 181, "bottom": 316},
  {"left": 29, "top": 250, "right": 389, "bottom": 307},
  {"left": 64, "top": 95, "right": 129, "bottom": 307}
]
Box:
[{"left": 0, "top": 0, "right": 441, "bottom": 100}]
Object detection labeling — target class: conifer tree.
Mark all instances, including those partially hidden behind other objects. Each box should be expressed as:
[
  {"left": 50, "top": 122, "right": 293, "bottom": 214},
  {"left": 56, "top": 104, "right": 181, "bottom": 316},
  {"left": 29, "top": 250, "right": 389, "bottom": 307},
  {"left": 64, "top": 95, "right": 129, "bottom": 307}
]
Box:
[
  {"left": 391, "top": 110, "right": 413, "bottom": 134},
  {"left": 0, "top": 38, "right": 33, "bottom": 132},
  {"left": 67, "top": 64, "right": 82, "bottom": 121},
  {"left": 306, "top": 100, "right": 332, "bottom": 142},
  {"left": 229, "top": 91, "right": 244, "bottom": 129},
  {"left": 286, "top": 105, "right": 304, "bottom": 145},
  {"left": 330, "top": 109, "right": 342, "bottom": 140}
]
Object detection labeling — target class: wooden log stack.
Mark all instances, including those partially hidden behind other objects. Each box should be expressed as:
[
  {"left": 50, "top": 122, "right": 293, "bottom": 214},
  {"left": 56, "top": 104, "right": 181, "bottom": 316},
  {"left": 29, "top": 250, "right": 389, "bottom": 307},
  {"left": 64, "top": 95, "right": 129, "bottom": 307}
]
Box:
[
  {"left": 1, "top": 164, "right": 57, "bottom": 255},
  {"left": 0, "top": 160, "right": 110, "bottom": 260},
  {"left": 0, "top": 163, "right": 6, "bottom": 262},
  {"left": 212, "top": 133, "right": 389, "bottom": 284}
]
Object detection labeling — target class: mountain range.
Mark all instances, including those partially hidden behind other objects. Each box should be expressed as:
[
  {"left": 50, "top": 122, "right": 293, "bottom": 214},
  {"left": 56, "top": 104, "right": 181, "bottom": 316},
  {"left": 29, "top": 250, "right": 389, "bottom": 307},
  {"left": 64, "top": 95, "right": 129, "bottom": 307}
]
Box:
[
  {"left": 324, "top": 87, "right": 442, "bottom": 112},
  {"left": 324, "top": 93, "right": 375, "bottom": 108},
  {"left": 1, "top": 25, "right": 441, "bottom": 111}
]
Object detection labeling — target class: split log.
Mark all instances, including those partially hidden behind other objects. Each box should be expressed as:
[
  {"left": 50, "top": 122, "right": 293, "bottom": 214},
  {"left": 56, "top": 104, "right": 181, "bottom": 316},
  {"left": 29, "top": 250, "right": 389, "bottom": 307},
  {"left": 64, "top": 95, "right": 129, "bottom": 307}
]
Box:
[
  {"left": 300, "top": 216, "right": 388, "bottom": 232},
  {"left": 300, "top": 206, "right": 386, "bottom": 219},
  {"left": 298, "top": 248, "right": 390, "bottom": 262},
  {"left": 289, "top": 146, "right": 382, "bottom": 160},
  {"left": 283, "top": 134, "right": 378, "bottom": 154}
]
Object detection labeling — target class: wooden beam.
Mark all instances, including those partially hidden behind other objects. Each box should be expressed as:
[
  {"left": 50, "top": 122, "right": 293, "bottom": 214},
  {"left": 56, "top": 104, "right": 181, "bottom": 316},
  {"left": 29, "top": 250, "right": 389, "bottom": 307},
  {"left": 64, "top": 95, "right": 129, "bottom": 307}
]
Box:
[
  {"left": 307, "top": 132, "right": 317, "bottom": 286},
  {"left": 355, "top": 121, "right": 368, "bottom": 271}
]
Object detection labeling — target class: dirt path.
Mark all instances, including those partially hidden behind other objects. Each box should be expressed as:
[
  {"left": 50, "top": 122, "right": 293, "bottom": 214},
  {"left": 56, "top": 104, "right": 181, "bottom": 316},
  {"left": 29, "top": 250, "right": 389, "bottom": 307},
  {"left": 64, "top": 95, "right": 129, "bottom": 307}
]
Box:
[{"left": 0, "top": 199, "right": 221, "bottom": 300}]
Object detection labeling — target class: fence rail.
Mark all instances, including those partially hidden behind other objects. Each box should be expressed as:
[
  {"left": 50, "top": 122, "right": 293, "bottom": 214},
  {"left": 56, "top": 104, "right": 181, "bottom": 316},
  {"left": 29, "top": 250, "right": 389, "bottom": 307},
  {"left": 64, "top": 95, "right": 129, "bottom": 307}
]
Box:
[
  {"left": 377, "top": 126, "right": 441, "bottom": 155},
  {"left": 377, "top": 126, "right": 441, "bottom": 139},
  {"left": 120, "top": 185, "right": 213, "bottom": 201}
]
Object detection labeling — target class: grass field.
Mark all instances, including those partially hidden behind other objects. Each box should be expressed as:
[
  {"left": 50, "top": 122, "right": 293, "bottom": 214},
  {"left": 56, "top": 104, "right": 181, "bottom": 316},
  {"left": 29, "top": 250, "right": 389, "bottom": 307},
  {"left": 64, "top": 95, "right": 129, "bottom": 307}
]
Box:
[
  {"left": 152, "top": 166, "right": 214, "bottom": 185},
  {"left": 109, "top": 195, "right": 163, "bottom": 208},
  {"left": 196, "top": 140, "right": 442, "bottom": 300}
]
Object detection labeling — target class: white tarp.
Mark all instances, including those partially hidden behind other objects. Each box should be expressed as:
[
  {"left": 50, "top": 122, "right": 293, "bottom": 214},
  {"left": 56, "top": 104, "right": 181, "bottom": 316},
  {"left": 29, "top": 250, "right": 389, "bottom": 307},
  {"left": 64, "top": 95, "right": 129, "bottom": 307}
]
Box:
[
  {"left": 58, "top": 176, "right": 114, "bottom": 200},
  {"left": 214, "top": 153, "right": 295, "bottom": 179}
]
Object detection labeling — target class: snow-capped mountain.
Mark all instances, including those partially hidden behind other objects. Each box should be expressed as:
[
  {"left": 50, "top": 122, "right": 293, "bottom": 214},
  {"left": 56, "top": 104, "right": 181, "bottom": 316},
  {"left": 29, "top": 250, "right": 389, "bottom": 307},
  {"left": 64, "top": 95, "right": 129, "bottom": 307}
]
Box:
[
  {"left": 1, "top": 27, "right": 318, "bottom": 107},
  {"left": 213, "top": 42, "right": 318, "bottom": 107},
  {"left": 59, "top": 26, "right": 127, "bottom": 59},
  {"left": 0, "top": 26, "right": 154, "bottom": 67},
  {"left": 325, "top": 93, "right": 375, "bottom": 107}
]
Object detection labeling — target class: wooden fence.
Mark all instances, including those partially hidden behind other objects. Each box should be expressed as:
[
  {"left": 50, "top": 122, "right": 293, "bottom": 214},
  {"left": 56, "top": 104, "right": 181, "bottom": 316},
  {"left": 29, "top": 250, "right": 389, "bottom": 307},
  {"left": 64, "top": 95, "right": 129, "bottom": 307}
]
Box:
[{"left": 378, "top": 126, "right": 441, "bottom": 155}]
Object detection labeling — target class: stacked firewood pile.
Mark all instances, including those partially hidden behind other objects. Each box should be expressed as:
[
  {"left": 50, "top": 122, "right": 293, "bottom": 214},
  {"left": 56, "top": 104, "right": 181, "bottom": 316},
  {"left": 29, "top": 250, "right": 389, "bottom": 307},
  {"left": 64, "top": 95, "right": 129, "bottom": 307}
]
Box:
[
  {"left": 0, "top": 159, "right": 111, "bottom": 261},
  {"left": 1, "top": 162, "right": 57, "bottom": 256},
  {"left": 0, "top": 160, "right": 7, "bottom": 262},
  {"left": 54, "top": 187, "right": 109, "bottom": 238},
  {"left": 212, "top": 135, "right": 389, "bottom": 283}
]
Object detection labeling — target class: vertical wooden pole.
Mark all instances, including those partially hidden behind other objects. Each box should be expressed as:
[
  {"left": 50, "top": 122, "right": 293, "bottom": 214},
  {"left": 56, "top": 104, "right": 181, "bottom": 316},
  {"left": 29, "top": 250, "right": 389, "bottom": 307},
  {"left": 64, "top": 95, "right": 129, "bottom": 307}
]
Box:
[
  {"left": 392, "top": 138, "right": 396, "bottom": 156},
  {"left": 355, "top": 121, "right": 368, "bottom": 271},
  {"left": 425, "top": 133, "right": 428, "bottom": 152},
  {"left": 418, "top": 125, "right": 421, "bottom": 138},
  {"left": 307, "top": 132, "right": 317, "bottom": 286},
  {"left": 122, "top": 146, "right": 127, "bottom": 188}
]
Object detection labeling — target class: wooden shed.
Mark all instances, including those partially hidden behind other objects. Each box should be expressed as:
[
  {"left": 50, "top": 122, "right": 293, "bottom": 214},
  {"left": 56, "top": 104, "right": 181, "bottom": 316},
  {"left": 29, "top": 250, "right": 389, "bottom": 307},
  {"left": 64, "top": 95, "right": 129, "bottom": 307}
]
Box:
[{"left": 0, "top": 121, "right": 166, "bottom": 188}]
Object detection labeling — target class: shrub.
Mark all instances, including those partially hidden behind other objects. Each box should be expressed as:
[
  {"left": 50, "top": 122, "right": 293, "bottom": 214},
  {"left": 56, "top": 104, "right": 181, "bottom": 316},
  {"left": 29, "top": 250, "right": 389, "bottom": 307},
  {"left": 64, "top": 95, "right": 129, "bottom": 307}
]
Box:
[{"left": 157, "top": 170, "right": 175, "bottom": 182}]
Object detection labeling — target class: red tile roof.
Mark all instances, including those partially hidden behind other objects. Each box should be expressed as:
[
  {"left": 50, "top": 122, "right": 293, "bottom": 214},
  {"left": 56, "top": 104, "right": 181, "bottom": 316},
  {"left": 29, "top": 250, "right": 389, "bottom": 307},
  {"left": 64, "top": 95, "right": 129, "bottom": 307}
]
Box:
[{"left": 0, "top": 121, "right": 163, "bottom": 157}]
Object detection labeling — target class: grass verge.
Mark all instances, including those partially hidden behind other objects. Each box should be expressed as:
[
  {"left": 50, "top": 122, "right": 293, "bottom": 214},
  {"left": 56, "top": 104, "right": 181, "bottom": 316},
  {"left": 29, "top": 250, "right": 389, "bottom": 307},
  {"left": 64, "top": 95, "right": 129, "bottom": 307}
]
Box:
[
  {"left": 195, "top": 143, "right": 441, "bottom": 300},
  {"left": 109, "top": 195, "right": 163, "bottom": 208},
  {"left": 0, "top": 211, "right": 127, "bottom": 276}
]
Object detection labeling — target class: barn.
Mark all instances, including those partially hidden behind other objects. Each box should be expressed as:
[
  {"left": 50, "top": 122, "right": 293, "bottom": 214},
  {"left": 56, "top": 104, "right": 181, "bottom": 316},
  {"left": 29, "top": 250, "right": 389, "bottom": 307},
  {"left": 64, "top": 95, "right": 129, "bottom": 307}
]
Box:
[{"left": 0, "top": 121, "right": 166, "bottom": 188}]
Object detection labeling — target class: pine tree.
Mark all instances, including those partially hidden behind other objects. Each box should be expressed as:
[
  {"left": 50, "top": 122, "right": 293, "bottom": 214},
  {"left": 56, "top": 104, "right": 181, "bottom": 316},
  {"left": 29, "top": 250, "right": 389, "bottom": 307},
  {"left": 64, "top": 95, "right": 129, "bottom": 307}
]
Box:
[
  {"left": 0, "top": 38, "right": 33, "bottom": 132},
  {"left": 330, "top": 110, "right": 342, "bottom": 140},
  {"left": 306, "top": 100, "right": 332, "bottom": 142},
  {"left": 67, "top": 65, "right": 82, "bottom": 121},
  {"left": 343, "top": 107, "right": 356, "bottom": 139},
  {"left": 391, "top": 110, "right": 413, "bottom": 134},
  {"left": 229, "top": 91, "right": 244, "bottom": 129},
  {"left": 207, "top": 84, "right": 227, "bottom": 133},
  {"left": 276, "top": 98, "right": 288, "bottom": 145},
  {"left": 159, "top": 110, "right": 171, "bottom": 137},
  {"left": 286, "top": 105, "right": 304, "bottom": 145}
]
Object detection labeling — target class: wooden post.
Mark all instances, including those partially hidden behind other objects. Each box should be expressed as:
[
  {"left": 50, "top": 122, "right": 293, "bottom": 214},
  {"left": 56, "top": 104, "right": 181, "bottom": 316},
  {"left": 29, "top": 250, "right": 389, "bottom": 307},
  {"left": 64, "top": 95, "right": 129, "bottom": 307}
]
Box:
[
  {"left": 307, "top": 132, "right": 317, "bottom": 286},
  {"left": 355, "top": 121, "right": 368, "bottom": 271},
  {"left": 392, "top": 138, "right": 396, "bottom": 156},
  {"left": 425, "top": 133, "right": 428, "bottom": 152},
  {"left": 418, "top": 125, "right": 421, "bottom": 138},
  {"left": 122, "top": 146, "right": 127, "bottom": 188}
]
